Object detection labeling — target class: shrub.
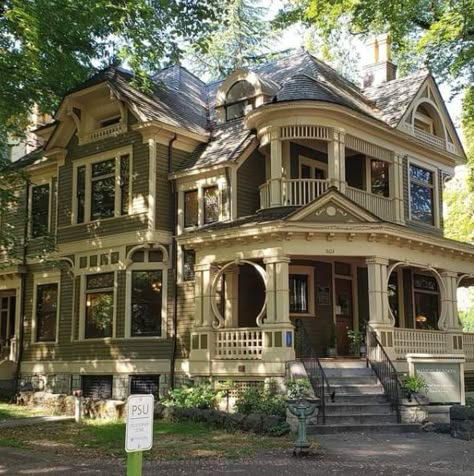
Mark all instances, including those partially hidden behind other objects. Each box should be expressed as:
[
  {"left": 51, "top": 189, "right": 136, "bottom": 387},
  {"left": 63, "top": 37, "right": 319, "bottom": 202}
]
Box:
[
  {"left": 235, "top": 381, "right": 286, "bottom": 417},
  {"left": 402, "top": 375, "right": 428, "bottom": 394},
  {"left": 286, "top": 378, "right": 312, "bottom": 399},
  {"left": 163, "top": 383, "right": 222, "bottom": 410}
]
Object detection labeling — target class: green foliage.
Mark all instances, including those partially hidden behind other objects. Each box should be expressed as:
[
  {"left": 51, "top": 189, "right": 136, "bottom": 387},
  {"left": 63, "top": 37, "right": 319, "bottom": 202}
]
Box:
[
  {"left": 286, "top": 378, "right": 312, "bottom": 399},
  {"left": 0, "top": 0, "right": 224, "bottom": 138},
  {"left": 347, "top": 328, "right": 363, "bottom": 356},
  {"left": 403, "top": 374, "right": 428, "bottom": 394},
  {"left": 466, "top": 396, "right": 474, "bottom": 407},
  {"left": 460, "top": 308, "right": 474, "bottom": 332},
  {"left": 163, "top": 383, "right": 222, "bottom": 410},
  {"left": 235, "top": 382, "right": 286, "bottom": 417},
  {"left": 186, "top": 0, "right": 277, "bottom": 80}
]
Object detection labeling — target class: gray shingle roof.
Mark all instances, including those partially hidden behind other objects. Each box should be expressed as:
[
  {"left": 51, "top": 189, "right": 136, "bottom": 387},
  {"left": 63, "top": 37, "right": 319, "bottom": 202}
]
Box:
[{"left": 363, "top": 69, "right": 429, "bottom": 126}]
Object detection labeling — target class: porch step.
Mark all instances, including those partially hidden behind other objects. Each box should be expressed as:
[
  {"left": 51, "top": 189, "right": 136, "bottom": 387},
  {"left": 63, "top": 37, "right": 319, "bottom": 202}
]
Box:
[
  {"left": 323, "top": 368, "right": 374, "bottom": 378},
  {"left": 323, "top": 413, "right": 398, "bottom": 425},
  {"left": 328, "top": 384, "right": 384, "bottom": 395},
  {"left": 319, "top": 359, "right": 367, "bottom": 369},
  {"left": 307, "top": 423, "right": 422, "bottom": 435},
  {"left": 324, "top": 394, "right": 389, "bottom": 404},
  {"left": 325, "top": 403, "right": 393, "bottom": 415},
  {"left": 328, "top": 376, "right": 379, "bottom": 385}
]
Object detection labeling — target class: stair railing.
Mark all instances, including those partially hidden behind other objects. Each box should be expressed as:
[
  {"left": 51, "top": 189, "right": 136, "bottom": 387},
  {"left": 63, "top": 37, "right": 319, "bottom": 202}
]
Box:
[
  {"left": 294, "top": 319, "right": 334, "bottom": 424},
  {"left": 365, "top": 325, "right": 403, "bottom": 423}
]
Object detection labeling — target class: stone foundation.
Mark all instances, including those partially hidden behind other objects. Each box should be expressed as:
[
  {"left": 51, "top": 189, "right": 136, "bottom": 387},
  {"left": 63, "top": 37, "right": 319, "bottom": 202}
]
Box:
[
  {"left": 400, "top": 395, "right": 429, "bottom": 424},
  {"left": 450, "top": 405, "right": 474, "bottom": 440}
]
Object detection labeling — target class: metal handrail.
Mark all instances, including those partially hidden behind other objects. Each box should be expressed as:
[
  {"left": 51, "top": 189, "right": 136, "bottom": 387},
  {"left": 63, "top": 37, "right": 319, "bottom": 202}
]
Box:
[
  {"left": 294, "top": 319, "right": 334, "bottom": 424},
  {"left": 366, "top": 325, "right": 403, "bottom": 423}
]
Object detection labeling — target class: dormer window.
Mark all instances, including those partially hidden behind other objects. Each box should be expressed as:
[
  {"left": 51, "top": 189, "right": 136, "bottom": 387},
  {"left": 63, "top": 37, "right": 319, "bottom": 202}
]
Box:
[
  {"left": 100, "top": 116, "right": 121, "bottom": 128},
  {"left": 225, "top": 81, "right": 256, "bottom": 121}
]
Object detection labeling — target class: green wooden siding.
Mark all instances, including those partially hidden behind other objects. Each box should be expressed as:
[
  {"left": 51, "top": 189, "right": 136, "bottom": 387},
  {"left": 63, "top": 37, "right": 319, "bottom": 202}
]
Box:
[{"left": 237, "top": 150, "right": 265, "bottom": 217}]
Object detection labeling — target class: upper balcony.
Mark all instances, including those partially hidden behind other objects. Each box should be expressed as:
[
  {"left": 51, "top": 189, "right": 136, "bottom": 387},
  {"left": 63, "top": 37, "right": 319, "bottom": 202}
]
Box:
[{"left": 256, "top": 124, "right": 405, "bottom": 225}]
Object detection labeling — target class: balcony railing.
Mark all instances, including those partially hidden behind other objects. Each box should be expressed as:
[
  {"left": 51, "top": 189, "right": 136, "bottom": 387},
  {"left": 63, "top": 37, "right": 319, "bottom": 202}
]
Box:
[
  {"left": 259, "top": 178, "right": 396, "bottom": 222},
  {"left": 345, "top": 186, "right": 395, "bottom": 222},
  {"left": 400, "top": 123, "right": 456, "bottom": 153},
  {"left": 215, "top": 328, "right": 263, "bottom": 360},
  {"left": 393, "top": 328, "right": 449, "bottom": 360},
  {"left": 81, "top": 122, "right": 127, "bottom": 145}
]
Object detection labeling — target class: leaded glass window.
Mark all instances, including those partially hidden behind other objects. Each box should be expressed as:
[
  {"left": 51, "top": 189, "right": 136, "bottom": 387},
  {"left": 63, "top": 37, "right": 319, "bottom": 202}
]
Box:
[
  {"left": 410, "top": 164, "right": 435, "bottom": 225},
  {"left": 184, "top": 190, "right": 198, "bottom": 228},
  {"left": 413, "top": 274, "right": 439, "bottom": 330},
  {"left": 204, "top": 186, "right": 219, "bottom": 224}
]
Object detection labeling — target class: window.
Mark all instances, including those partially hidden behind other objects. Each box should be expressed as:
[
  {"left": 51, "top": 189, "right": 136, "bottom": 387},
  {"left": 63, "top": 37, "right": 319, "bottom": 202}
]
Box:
[
  {"left": 299, "top": 157, "right": 327, "bottom": 180},
  {"left": 131, "top": 270, "right": 163, "bottom": 337},
  {"left": 35, "top": 283, "right": 58, "bottom": 342},
  {"left": 204, "top": 186, "right": 219, "bottom": 224},
  {"left": 74, "top": 152, "right": 131, "bottom": 224},
  {"left": 130, "top": 375, "right": 160, "bottom": 396},
  {"left": 184, "top": 190, "right": 198, "bottom": 228},
  {"left": 290, "top": 275, "right": 309, "bottom": 313},
  {"left": 410, "top": 164, "right": 435, "bottom": 225},
  {"left": 225, "top": 81, "right": 256, "bottom": 121},
  {"left": 31, "top": 184, "right": 50, "bottom": 238},
  {"left": 85, "top": 273, "right": 114, "bottom": 339},
  {"left": 100, "top": 116, "right": 121, "bottom": 128},
  {"left": 0, "top": 295, "right": 16, "bottom": 347},
  {"left": 370, "top": 160, "right": 389, "bottom": 197},
  {"left": 183, "top": 249, "right": 196, "bottom": 281},
  {"left": 413, "top": 274, "right": 439, "bottom": 330},
  {"left": 388, "top": 272, "right": 399, "bottom": 327},
  {"left": 81, "top": 375, "right": 113, "bottom": 399}
]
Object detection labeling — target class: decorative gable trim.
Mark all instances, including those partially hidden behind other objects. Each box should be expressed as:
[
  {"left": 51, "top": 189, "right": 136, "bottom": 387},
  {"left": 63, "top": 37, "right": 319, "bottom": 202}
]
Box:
[{"left": 285, "top": 188, "right": 379, "bottom": 223}]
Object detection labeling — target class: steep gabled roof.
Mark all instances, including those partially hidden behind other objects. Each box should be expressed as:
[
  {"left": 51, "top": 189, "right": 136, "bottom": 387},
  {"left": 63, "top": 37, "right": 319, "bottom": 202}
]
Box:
[{"left": 363, "top": 69, "right": 429, "bottom": 126}]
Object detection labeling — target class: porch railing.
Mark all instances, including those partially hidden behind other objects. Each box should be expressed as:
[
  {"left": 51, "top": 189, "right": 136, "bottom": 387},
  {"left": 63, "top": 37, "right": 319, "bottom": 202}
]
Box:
[
  {"left": 294, "top": 319, "right": 332, "bottom": 424},
  {"left": 282, "top": 179, "right": 330, "bottom": 206},
  {"left": 345, "top": 186, "right": 395, "bottom": 222},
  {"left": 214, "top": 328, "right": 263, "bottom": 360},
  {"left": 393, "top": 328, "right": 449, "bottom": 360},
  {"left": 463, "top": 333, "right": 474, "bottom": 361},
  {"left": 366, "top": 326, "right": 402, "bottom": 422}
]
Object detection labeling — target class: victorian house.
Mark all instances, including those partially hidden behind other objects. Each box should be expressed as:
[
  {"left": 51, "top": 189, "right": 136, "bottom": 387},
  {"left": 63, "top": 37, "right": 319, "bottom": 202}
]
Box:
[{"left": 1, "top": 35, "right": 473, "bottom": 418}]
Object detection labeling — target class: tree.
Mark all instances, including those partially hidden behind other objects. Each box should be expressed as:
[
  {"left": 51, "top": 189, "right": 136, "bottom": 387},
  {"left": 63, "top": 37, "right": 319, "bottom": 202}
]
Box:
[
  {"left": 0, "top": 0, "right": 223, "bottom": 138},
  {"left": 185, "top": 0, "right": 277, "bottom": 80}
]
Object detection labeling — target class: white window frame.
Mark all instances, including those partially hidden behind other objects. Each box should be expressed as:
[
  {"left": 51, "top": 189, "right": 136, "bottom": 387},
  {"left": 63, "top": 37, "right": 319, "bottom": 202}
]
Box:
[
  {"left": 79, "top": 270, "right": 118, "bottom": 341},
  {"left": 124, "top": 249, "right": 168, "bottom": 339},
  {"left": 289, "top": 266, "right": 315, "bottom": 317},
  {"left": 71, "top": 146, "right": 133, "bottom": 225},
  {"left": 299, "top": 156, "right": 328, "bottom": 179},
  {"left": 31, "top": 271, "right": 61, "bottom": 344},
  {"left": 28, "top": 178, "right": 53, "bottom": 239},
  {"left": 177, "top": 175, "right": 226, "bottom": 233},
  {"left": 407, "top": 158, "right": 439, "bottom": 228}
]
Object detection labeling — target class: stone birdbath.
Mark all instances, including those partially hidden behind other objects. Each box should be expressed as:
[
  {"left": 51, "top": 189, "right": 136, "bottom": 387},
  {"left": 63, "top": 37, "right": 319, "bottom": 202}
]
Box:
[{"left": 286, "top": 397, "right": 319, "bottom": 456}]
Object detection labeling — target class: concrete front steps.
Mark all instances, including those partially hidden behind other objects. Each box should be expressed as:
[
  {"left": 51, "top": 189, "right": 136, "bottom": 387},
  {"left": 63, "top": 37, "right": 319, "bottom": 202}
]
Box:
[{"left": 307, "top": 358, "right": 421, "bottom": 434}]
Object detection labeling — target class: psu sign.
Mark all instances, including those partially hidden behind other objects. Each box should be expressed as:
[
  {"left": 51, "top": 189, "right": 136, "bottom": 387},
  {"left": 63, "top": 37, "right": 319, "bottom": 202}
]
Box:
[{"left": 125, "top": 394, "right": 154, "bottom": 453}]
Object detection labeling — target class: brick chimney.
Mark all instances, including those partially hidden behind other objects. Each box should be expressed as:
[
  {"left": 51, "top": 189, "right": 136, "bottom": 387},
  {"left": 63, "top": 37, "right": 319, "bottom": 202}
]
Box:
[{"left": 361, "top": 34, "right": 397, "bottom": 88}]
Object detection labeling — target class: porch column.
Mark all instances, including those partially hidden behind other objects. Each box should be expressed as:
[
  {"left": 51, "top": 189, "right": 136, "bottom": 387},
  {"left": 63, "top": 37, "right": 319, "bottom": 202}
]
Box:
[
  {"left": 263, "top": 255, "right": 291, "bottom": 325},
  {"left": 328, "top": 128, "right": 346, "bottom": 192},
  {"left": 270, "top": 129, "right": 283, "bottom": 207},
  {"left": 440, "top": 271, "right": 463, "bottom": 332},
  {"left": 224, "top": 266, "right": 239, "bottom": 328},
  {"left": 391, "top": 154, "right": 405, "bottom": 225}
]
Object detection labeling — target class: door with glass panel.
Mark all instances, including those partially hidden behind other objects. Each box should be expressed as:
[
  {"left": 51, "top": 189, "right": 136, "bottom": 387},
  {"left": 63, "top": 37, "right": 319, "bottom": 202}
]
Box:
[{"left": 0, "top": 293, "right": 16, "bottom": 359}]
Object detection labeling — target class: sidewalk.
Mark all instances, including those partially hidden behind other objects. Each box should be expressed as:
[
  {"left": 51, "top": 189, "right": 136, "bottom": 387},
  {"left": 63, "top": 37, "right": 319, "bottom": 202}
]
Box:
[{"left": 0, "top": 415, "right": 74, "bottom": 429}]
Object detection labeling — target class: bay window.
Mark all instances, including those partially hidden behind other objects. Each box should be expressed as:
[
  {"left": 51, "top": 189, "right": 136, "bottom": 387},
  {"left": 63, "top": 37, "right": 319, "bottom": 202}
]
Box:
[
  {"left": 85, "top": 272, "right": 114, "bottom": 339},
  {"left": 35, "top": 283, "right": 58, "bottom": 342},
  {"left": 409, "top": 164, "right": 435, "bottom": 225},
  {"left": 181, "top": 182, "right": 224, "bottom": 230},
  {"left": 31, "top": 183, "right": 50, "bottom": 238}
]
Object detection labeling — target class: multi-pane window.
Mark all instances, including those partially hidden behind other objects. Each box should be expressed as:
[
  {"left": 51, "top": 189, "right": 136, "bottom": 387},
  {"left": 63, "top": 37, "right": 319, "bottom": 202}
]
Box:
[
  {"left": 204, "top": 186, "right": 219, "bottom": 224},
  {"left": 345, "top": 154, "right": 390, "bottom": 197},
  {"left": 76, "top": 154, "right": 130, "bottom": 223},
  {"left": 183, "top": 250, "right": 196, "bottom": 281},
  {"left": 413, "top": 274, "right": 439, "bottom": 330},
  {"left": 85, "top": 273, "right": 114, "bottom": 339},
  {"left": 289, "top": 275, "right": 309, "bottom": 313},
  {"left": 131, "top": 270, "right": 163, "bottom": 337},
  {"left": 184, "top": 190, "right": 198, "bottom": 228},
  {"left": 410, "top": 164, "right": 435, "bottom": 225},
  {"left": 31, "top": 184, "right": 50, "bottom": 238},
  {"left": 225, "top": 81, "right": 256, "bottom": 121},
  {"left": 36, "top": 283, "right": 58, "bottom": 342}
]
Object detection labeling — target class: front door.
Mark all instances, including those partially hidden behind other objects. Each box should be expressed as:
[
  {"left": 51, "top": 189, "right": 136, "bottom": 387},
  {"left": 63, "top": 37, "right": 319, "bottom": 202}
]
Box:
[
  {"left": 335, "top": 278, "right": 353, "bottom": 355},
  {"left": 0, "top": 294, "right": 16, "bottom": 357}
]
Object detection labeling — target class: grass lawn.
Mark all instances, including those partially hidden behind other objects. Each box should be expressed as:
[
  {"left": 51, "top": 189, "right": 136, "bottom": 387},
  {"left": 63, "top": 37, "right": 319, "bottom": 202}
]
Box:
[
  {"left": 0, "top": 402, "right": 54, "bottom": 421},
  {"left": 0, "top": 419, "right": 294, "bottom": 460}
]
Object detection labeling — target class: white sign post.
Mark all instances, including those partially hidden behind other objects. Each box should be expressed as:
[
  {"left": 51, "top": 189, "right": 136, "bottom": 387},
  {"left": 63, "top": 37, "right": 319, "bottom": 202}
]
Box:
[{"left": 126, "top": 394, "right": 154, "bottom": 476}]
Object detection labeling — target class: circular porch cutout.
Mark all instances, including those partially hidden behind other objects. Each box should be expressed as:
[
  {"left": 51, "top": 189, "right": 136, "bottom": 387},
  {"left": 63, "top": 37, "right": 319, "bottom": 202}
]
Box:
[{"left": 211, "top": 260, "right": 267, "bottom": 329}]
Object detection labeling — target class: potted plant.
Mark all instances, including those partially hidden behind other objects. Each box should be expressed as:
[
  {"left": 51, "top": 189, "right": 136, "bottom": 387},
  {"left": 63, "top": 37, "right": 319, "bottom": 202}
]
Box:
[
  {"left": 402, "top": 374, "right": 428, "bottom": 402},
  {"left": 327, "top": 324, "right": 337, "bottom": 358},
  {"left": 347, "top": 328, "right": 363, "bottom": 357}
]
